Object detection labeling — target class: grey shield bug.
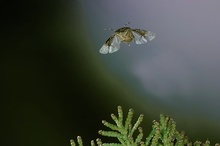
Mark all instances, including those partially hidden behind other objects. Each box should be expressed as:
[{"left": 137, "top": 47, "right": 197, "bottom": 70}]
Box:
[{"left": 99, "top": 24, "right": 155, "bottom": 54}]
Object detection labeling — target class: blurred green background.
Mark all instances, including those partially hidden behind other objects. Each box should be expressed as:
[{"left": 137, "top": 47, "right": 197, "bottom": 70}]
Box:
[{"left": 1, "top": 0, "right": 219, "bottom": 146}]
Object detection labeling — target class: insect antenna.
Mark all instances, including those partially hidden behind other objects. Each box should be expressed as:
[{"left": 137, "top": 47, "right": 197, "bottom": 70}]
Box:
[{"left": 124, "top": 22, "right": 131, "bottom": 26}]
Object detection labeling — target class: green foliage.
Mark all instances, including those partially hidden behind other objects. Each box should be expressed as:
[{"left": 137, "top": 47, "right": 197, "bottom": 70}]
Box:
[{"left": 70, "top": 106, "right": 219, "bottom": 146}]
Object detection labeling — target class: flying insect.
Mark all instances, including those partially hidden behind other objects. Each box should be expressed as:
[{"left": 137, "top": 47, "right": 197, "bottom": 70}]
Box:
[{"left": 99, "top": 25, "right": 155, "bottom": 54}]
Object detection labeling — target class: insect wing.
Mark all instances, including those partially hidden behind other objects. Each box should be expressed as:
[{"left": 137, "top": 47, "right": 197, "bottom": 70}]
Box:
[
  {"left": 132, "top": 29, "right": 155, "bottom": 44},
  {"left": 132, "top": 30, "right": 148, "bottom": 44},
  {"left": 99, "top": 35, "right": 121, "bottom": 54},
  {"left": 145, "top": 31, "right": 156, "bottom": 41},
  {"left": 99, "top": 44, "right": 109, "bottom": 54},
  {"left": 108, "top": 35, "right": 121, "bottom": 53}
]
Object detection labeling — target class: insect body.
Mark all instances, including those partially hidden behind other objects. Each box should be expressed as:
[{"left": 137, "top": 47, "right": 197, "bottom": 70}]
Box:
[{"left": 99, "top": 26, "right": 155, "bottom": 54}]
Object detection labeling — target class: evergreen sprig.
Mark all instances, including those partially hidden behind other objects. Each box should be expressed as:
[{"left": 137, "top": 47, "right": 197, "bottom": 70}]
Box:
[
  {"left": 98, "top": 106, "right": 144, "bottom": 146},
  {"left": 70, "top": 106, "right": 220, "bottom": 146}
]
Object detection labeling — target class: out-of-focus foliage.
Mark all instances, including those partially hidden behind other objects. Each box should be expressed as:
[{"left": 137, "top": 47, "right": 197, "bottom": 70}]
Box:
[{"left": 70, "top": 106, "right": 219, "bottom": 146}]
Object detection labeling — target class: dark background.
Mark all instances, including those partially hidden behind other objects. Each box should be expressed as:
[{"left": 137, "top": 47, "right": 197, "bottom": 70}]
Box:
[
  {"left": 0, "top": 1, "right": 156, "bottom": 146},
  {"left": 1, "top": 0, "right": 220, "bottom": 146}
]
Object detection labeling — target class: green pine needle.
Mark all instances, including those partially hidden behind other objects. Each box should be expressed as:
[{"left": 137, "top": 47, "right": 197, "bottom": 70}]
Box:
[{"left": 70, "top": 106, "right": 219, "bottom": 146}]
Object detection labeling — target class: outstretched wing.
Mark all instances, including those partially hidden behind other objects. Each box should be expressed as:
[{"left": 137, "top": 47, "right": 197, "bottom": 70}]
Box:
[
  {"left": 132, "top": 29, "right": 155, "bottom": 44},
  {"left": 99, "top": 35, "right": 121, "bottom": 54}
]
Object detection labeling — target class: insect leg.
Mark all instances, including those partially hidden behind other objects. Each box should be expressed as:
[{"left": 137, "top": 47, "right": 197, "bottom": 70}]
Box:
[{"left": 103, "top": 28, "right": 115, "bottom": 31}]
